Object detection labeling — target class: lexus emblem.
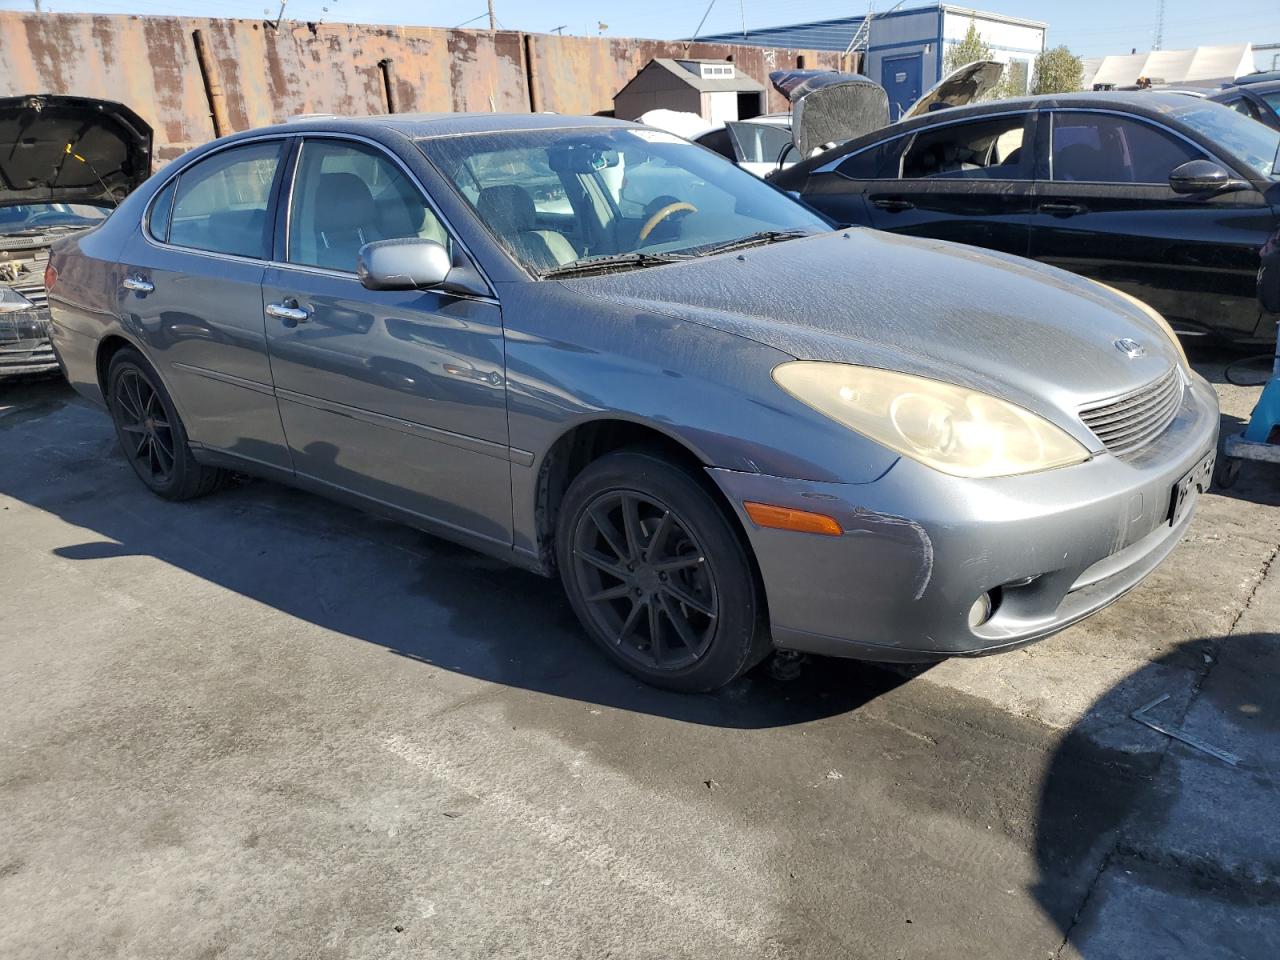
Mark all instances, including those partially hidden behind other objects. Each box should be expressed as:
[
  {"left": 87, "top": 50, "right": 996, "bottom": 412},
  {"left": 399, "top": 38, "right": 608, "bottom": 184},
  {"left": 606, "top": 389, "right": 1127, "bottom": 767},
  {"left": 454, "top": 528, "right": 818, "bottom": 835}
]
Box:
[{"left": 1114, "top": 337, "right": 1146, "bottom": 359}]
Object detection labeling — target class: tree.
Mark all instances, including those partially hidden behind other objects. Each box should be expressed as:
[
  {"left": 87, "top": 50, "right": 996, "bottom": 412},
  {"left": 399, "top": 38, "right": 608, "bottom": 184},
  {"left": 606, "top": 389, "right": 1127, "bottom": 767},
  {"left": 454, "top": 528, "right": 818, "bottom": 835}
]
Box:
[
  {"left": 943, "top": 19, "right": 1018, "bottom": 100},
  {"left": 1031, "top": 45, "right": 1085, "bottom": 94},
  {"left": 944, "top": 19, "right": 991, "bottom": 75}
]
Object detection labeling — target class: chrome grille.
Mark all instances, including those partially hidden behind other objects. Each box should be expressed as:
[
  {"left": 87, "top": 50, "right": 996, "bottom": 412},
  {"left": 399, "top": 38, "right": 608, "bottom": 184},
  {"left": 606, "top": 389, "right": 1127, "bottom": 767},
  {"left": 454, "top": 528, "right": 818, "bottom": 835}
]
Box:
[{"left": 1079, "top": 367, "right": 1184, "bottom": 458}]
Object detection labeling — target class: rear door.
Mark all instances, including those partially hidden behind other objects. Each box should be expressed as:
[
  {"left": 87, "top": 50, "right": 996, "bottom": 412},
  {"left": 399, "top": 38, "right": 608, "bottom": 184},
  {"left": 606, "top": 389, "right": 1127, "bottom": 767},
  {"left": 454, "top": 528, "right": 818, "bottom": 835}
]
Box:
[
  {"left": 1027, "top": 109, "right": 1274, "bottom": 338},
  {"left": 821, "top": 111, "right": 1037, "bottom": 257},
  {"left": 119, "top": 137, "right": 293, "bottom": 470},
  {"left": 262, "top": 135, "right": 512, "bottom": 545}
]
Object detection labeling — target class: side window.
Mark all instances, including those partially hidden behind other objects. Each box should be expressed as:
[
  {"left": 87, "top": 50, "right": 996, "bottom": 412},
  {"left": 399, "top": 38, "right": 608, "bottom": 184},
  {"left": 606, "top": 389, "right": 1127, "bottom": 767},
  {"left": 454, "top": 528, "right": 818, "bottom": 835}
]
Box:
[
  {"left": 900, "top": 115, "right": 1030, "bottom": 180},
  {"left": 836, "top": 136, "right": 909, "bottom": 180},
  {"left": 726, "top": 122, "right": 794, "bottom": 166},
  {"left": 169, "top": 140, "right": 283, "bottom": 258},
  {"left": 147, "top": 177, "right": 176, "bottom": 243},
  {"left": 288, "top": 139, "right": 451, "bottom": 272},
  {"left": 1222, "top": 97, "right": 1259, "bottom": 121},
  {"left": 1051, "top": 112, "right": 1202, "bottom": 184},
  {"left": 694, "top": 128, "right": 735, "bottom": 161}
]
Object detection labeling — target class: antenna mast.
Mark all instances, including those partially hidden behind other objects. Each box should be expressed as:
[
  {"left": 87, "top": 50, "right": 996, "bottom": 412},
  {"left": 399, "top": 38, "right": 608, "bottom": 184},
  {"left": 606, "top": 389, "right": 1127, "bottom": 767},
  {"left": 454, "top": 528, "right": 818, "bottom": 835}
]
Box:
[{"left": 1153, "top": 0, "right": 1165, "bottom": 51}]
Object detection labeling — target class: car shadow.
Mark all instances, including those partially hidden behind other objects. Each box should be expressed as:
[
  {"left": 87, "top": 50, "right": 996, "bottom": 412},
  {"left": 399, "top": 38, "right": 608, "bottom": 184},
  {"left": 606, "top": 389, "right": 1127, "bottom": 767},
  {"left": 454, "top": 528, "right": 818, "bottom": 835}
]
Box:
[
  {"left": 1033, "top": 633, "right": 1280, "bottom": 956},
  {"left": 1, "top": 379, "right": 917, "bottom": 730}
]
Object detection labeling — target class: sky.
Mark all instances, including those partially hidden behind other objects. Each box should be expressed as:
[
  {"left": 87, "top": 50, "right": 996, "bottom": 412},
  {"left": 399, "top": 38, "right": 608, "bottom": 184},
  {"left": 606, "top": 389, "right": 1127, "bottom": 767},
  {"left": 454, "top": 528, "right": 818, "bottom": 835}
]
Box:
[{"left": 2, "top": 0, "right": 1277, "bottom": 63}]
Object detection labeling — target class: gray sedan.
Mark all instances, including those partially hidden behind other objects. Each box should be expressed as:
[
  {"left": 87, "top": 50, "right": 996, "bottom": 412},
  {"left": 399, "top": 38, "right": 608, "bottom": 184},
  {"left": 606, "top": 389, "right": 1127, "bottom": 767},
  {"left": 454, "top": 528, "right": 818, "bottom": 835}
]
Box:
[{"left": 46, "top": 113, "right": 1219, "bottom": 691}]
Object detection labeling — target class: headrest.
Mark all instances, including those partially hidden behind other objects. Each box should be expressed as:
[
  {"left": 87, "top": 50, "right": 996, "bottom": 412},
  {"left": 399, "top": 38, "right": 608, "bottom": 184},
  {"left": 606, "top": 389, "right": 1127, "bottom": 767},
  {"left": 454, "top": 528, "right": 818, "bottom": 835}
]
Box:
[
  {"left": 476, "top": 184, "right": 536, "bottom": 234},
  {"left": 315, "top": 172, "right": 377, "bottom": 235}
]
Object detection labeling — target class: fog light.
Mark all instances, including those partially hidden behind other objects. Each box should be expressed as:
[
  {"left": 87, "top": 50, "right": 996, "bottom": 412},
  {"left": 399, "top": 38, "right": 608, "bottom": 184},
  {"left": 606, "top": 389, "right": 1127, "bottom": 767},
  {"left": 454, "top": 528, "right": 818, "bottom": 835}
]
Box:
[{"left": 968, "top": 593, "right": 994, "bottom": 629}]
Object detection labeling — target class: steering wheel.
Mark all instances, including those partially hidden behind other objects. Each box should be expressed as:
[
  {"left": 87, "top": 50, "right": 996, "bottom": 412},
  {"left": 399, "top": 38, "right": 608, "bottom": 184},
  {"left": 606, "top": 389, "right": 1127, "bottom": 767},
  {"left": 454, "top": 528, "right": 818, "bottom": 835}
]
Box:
[{"left": 638, "top": 201, "right": 697, "bottom": 244}]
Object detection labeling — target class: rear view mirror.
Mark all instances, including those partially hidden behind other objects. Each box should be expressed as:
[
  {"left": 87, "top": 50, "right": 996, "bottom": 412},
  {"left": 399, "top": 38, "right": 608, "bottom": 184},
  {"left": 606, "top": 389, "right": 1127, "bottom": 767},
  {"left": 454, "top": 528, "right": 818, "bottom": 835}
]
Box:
[
  {"left": 357, "top": 238, "right": 487, "bottom": 297},
  {"left": 1169, "top": 159, "right": 1248, "bottom": 196}
]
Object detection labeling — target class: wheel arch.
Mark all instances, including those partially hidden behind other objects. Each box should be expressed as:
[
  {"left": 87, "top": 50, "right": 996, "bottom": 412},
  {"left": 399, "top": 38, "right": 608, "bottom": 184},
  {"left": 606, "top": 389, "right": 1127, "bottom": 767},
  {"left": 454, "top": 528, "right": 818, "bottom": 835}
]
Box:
[{"left": 533, "top": 416, "right": 768, "bottom": 620}]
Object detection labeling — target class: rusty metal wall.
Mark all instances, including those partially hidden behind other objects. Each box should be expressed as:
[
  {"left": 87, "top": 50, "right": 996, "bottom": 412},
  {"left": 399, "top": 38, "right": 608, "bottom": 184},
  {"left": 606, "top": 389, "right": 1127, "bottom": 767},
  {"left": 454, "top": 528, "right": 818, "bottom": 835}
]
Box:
[{"left": 0, "top": 12, "right": 847, "bottom": 165}]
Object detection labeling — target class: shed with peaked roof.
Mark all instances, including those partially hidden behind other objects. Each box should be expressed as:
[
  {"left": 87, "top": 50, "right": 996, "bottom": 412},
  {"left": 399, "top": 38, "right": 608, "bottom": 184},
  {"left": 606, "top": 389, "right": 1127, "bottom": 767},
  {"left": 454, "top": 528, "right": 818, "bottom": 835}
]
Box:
[{"left": 613, "top": 58, "right": 765, "bottom": 124}]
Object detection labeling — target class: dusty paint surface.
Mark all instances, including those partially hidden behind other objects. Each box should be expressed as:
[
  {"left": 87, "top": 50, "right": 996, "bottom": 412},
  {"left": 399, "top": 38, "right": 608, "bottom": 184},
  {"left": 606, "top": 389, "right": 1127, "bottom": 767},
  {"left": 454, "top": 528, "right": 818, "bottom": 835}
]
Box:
[{"left": 0, "top": 12, "right": 843, "bottom": 166}]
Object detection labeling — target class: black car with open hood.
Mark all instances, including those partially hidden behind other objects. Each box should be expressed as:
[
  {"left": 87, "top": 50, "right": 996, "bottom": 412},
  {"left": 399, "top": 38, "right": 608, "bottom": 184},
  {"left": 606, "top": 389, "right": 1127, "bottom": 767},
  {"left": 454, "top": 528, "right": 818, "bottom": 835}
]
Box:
[{"left": 0, "top": 95, "right": 152, "bottom": 377}]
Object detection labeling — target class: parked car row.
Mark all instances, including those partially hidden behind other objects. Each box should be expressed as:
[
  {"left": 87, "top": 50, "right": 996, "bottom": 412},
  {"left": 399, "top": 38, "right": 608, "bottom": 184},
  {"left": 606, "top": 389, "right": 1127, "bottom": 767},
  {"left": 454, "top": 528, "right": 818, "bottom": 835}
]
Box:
[{"left": 44, "top": 109, "right": 1219, "bottom": 691}]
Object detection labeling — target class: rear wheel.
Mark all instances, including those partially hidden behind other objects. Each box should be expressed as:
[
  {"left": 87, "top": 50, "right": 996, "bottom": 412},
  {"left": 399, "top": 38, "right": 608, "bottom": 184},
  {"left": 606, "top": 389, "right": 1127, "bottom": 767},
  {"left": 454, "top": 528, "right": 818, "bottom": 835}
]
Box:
[
  {"left": 107, "top": 348, "right": 226, "bottom": 500},
  {"left": 556, "top": 450, "right": 769, "bottom": 692}
]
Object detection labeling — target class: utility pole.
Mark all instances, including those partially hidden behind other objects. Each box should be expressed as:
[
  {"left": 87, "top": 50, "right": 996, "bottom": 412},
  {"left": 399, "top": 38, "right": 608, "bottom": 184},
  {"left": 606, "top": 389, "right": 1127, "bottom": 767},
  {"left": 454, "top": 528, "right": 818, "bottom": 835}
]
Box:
[
  {"left": 33, "top": 0, "right": 41, "bottom": 12},
  {"left": 1153, "top": 0, "right": 1165, "bottom": 51},
  {"left": 487, "top": 0, "right": 495, "bottom": 31}
]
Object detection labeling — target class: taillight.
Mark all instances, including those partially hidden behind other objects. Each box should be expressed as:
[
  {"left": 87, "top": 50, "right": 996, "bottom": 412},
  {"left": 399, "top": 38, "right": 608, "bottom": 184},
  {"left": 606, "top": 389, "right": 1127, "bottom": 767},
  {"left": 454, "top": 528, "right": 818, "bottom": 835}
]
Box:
[{"left": 44, "top": 262, "right": 57, "bottom": 292}]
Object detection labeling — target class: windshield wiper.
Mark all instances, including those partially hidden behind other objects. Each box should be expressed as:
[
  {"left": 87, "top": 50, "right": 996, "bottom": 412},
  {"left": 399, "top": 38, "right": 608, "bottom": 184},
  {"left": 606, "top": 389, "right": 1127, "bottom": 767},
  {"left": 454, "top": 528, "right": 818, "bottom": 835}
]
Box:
[
  {"left": 690, "top": 229, "right": 811, "bottom": 257},
  {"left": 541, "top": 250, "right": 692, "bottom": 279}
]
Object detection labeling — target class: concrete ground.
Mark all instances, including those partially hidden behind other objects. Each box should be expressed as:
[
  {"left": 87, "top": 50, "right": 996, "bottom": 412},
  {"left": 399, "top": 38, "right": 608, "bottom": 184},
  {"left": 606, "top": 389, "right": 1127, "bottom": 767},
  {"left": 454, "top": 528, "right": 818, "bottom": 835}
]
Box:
[{"left": 1, "top": 349, "right": 1277, "bottom": 960}]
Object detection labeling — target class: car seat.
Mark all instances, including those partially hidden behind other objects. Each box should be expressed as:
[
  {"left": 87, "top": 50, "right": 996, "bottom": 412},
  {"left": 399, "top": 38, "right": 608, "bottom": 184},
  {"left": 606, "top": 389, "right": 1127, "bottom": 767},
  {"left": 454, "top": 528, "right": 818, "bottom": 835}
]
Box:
[{"left": 476, "top": 184, "right": 577, "bottom": 271}]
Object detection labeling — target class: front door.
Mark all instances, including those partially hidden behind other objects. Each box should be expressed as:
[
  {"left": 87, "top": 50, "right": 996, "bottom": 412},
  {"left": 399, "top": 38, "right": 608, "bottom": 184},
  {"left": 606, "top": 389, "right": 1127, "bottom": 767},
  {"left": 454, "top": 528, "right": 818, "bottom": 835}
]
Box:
[
  {"left": 119, "top": 137, "right": 293, "bottom": 470},
  {"left": 1028, "top": 109, "right": 1274, "bottom": 339},
  {"left": 862, "top": 111, "right": 1037, "bottom": 258},
  {"left": 881, "top": 54, "right": 923, "bottom": 122},
  {"left": 263, "top": 136, "right": 512, "bottom": 545}
]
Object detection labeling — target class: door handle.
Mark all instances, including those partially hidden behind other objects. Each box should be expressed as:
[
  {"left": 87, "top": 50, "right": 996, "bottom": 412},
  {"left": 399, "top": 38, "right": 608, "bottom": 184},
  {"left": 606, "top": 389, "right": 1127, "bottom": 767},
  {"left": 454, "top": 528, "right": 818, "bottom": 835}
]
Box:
[
  {"left": 872, "top": 198, "right": 915, "bottom": 212},
  {"left": 1039, "top": 202, "right": 1086, "bottom": 216},
  {"left": 266, "top": 300, "right": 311, "bottom": 326},
  {"left": 121, "top": 275, "right": 154, "bottom": 293}
]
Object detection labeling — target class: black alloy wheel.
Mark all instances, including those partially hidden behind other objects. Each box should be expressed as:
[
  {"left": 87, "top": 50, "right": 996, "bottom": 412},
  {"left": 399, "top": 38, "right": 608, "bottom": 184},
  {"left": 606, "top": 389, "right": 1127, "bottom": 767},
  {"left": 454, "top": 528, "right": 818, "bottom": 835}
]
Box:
[
  {"left": 107, "top": 348, "right": 226, "bottom": 500},
  {"left": 113, "top": 366, "right": 176, "bottom": 485},
  {"left": 556, "top": 450, "right": 769, "bottom": 691},
  {"left": 571, "top": 489, "right": 718, "bottom": 672}
]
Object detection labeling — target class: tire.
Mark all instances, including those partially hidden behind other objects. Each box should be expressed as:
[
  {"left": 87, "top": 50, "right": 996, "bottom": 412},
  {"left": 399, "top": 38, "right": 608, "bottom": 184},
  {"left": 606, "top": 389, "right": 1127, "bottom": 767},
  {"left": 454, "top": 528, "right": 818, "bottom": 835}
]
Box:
[
  {"left": 106, "top": 347, "right": 226, "bottom": 501},
  {"left": 556, "top": 449, "right": 770, "bottom": 692}
]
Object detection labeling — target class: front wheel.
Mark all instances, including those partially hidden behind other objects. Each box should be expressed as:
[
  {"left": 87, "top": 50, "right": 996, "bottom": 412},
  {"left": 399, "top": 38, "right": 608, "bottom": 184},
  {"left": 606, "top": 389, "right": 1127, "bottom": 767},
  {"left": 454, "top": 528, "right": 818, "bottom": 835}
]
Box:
[
  {"left": 556, "top": 450, "right": 769, "bottom": 692},
  {"left": 107, "top": 348, "right": 226, "bottom": 500}
]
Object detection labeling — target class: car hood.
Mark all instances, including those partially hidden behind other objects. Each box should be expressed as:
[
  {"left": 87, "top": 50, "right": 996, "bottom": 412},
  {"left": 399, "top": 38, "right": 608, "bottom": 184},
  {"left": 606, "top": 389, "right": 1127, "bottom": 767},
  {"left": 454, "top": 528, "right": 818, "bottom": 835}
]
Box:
[
  {"left": 0, "top": 95, "right": 152, "bottom": 207},
  {"left": 902, "top": 60, "right": 1004, "bottom": 120},
  {"left": 561, "top": 230, "right": 1184, "bottom": 437}
]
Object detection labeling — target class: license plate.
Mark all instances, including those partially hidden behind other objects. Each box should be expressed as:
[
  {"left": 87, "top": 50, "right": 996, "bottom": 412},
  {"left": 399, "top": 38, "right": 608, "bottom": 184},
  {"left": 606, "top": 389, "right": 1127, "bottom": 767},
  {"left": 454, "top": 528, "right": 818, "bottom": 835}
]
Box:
[{"left": 1169, "top": 449, "right": 1215, "bottom": 526}]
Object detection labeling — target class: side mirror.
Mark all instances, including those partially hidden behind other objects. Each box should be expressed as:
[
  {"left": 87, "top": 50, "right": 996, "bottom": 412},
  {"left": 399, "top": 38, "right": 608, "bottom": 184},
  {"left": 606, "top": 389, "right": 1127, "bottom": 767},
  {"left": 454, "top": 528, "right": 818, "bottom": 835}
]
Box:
[
  {"left": 1169, "top": 159, "right": 1248, "bottom": 196},
  {"left": 357, "top": 238, "right": 488, "bottom": 297}
]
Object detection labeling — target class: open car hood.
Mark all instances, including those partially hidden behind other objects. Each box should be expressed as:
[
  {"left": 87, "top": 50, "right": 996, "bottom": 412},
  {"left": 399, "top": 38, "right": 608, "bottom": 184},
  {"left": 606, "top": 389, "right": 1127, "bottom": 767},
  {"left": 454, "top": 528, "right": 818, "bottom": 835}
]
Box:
[
  {"left": 0, "top": 95, "right": 152, "bottom": 207},
  {"left": 901, "top": 60, "right": 1004, "bottom": 121},
  {"left": 770, "top": 70, "right": 889, "bottom": 157}
]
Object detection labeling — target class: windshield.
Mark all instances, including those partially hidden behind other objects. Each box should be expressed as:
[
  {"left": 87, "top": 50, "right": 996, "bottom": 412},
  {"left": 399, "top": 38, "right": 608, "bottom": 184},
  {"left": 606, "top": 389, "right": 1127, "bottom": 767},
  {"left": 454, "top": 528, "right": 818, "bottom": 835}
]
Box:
[
  {"left": 0, "top": 202, "right": 109, "bottom": 233},
  {"left": 417, "top": 126, "right": 827, "bottom": 275},
  {"left": 1168, "top": 100, "right": 1280, "bottom": 179}
]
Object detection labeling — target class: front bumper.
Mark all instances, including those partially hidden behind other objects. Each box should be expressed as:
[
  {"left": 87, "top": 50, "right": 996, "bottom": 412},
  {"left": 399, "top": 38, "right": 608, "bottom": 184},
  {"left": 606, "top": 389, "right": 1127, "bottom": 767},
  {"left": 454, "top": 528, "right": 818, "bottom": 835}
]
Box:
[
  {"left": 709, "top": 372, "right": 1220, "bottom": 662},
  {"left": 0, "top": 306, "right": 57, "bottom": 377}
]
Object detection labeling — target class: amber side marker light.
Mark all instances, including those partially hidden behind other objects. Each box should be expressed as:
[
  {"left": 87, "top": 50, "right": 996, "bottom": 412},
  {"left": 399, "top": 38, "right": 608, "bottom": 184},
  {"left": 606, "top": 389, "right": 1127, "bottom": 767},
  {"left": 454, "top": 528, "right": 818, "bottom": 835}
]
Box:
[{"left": 743, "top": 501, "right": 843, "bottom": 536}]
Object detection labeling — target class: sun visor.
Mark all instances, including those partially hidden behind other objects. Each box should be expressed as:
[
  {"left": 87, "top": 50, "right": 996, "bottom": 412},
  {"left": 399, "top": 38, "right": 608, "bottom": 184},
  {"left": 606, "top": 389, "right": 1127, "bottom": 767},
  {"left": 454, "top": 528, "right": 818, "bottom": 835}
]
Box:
[{"left": 770, "top": 70, "right": 890, "bottom": 157}]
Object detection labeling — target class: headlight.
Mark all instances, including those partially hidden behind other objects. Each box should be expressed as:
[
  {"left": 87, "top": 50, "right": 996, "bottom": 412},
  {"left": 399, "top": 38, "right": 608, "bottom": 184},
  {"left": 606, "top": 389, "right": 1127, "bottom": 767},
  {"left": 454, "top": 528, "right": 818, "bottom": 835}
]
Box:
[
  {"left": 0, "top": 286, "right": 36, "bottom": 314},
  {"left": 1095, "top": 282, "right": 1189, "bottom": 371},
  {"left": 773, "top": 362, "right": 1091, "bottom": 479}
]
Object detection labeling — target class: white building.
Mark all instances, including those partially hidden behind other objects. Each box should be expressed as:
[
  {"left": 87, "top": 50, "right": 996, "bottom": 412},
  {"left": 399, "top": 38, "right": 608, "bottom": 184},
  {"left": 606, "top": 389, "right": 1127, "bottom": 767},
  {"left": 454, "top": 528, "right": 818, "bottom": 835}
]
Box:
[{"left": 696, "top": 4, "right": 1048, "bottom": 119}]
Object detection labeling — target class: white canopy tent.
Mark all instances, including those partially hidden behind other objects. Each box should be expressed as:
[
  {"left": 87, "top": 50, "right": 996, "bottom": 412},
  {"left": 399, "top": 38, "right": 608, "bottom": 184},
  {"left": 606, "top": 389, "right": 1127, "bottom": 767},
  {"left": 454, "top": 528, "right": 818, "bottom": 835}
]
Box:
[{"left": 1085, "top": 43, "right": 1255, "bottom": 89}]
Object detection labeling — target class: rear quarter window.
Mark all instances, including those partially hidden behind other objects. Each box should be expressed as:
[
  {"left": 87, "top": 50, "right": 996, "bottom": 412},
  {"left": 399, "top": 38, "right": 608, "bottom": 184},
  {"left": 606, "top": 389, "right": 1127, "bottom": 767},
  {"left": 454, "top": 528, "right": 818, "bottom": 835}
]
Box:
[{"left": 146, "top": 178, "right": 176, "bottom": 243}]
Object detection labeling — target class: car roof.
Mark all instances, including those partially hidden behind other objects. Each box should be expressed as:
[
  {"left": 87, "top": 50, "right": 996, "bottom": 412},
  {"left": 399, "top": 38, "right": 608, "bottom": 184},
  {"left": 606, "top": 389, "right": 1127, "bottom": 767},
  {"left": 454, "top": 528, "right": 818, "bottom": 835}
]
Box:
[
  {"left": 781, "top": 91, "right": 1213, "bottom": 180},
  {"left": 1215, "top": 79, "right": 1280, "bottom": 97},
  {"left": 225, "top": 112, "right": 640, "bottom": 143}
]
